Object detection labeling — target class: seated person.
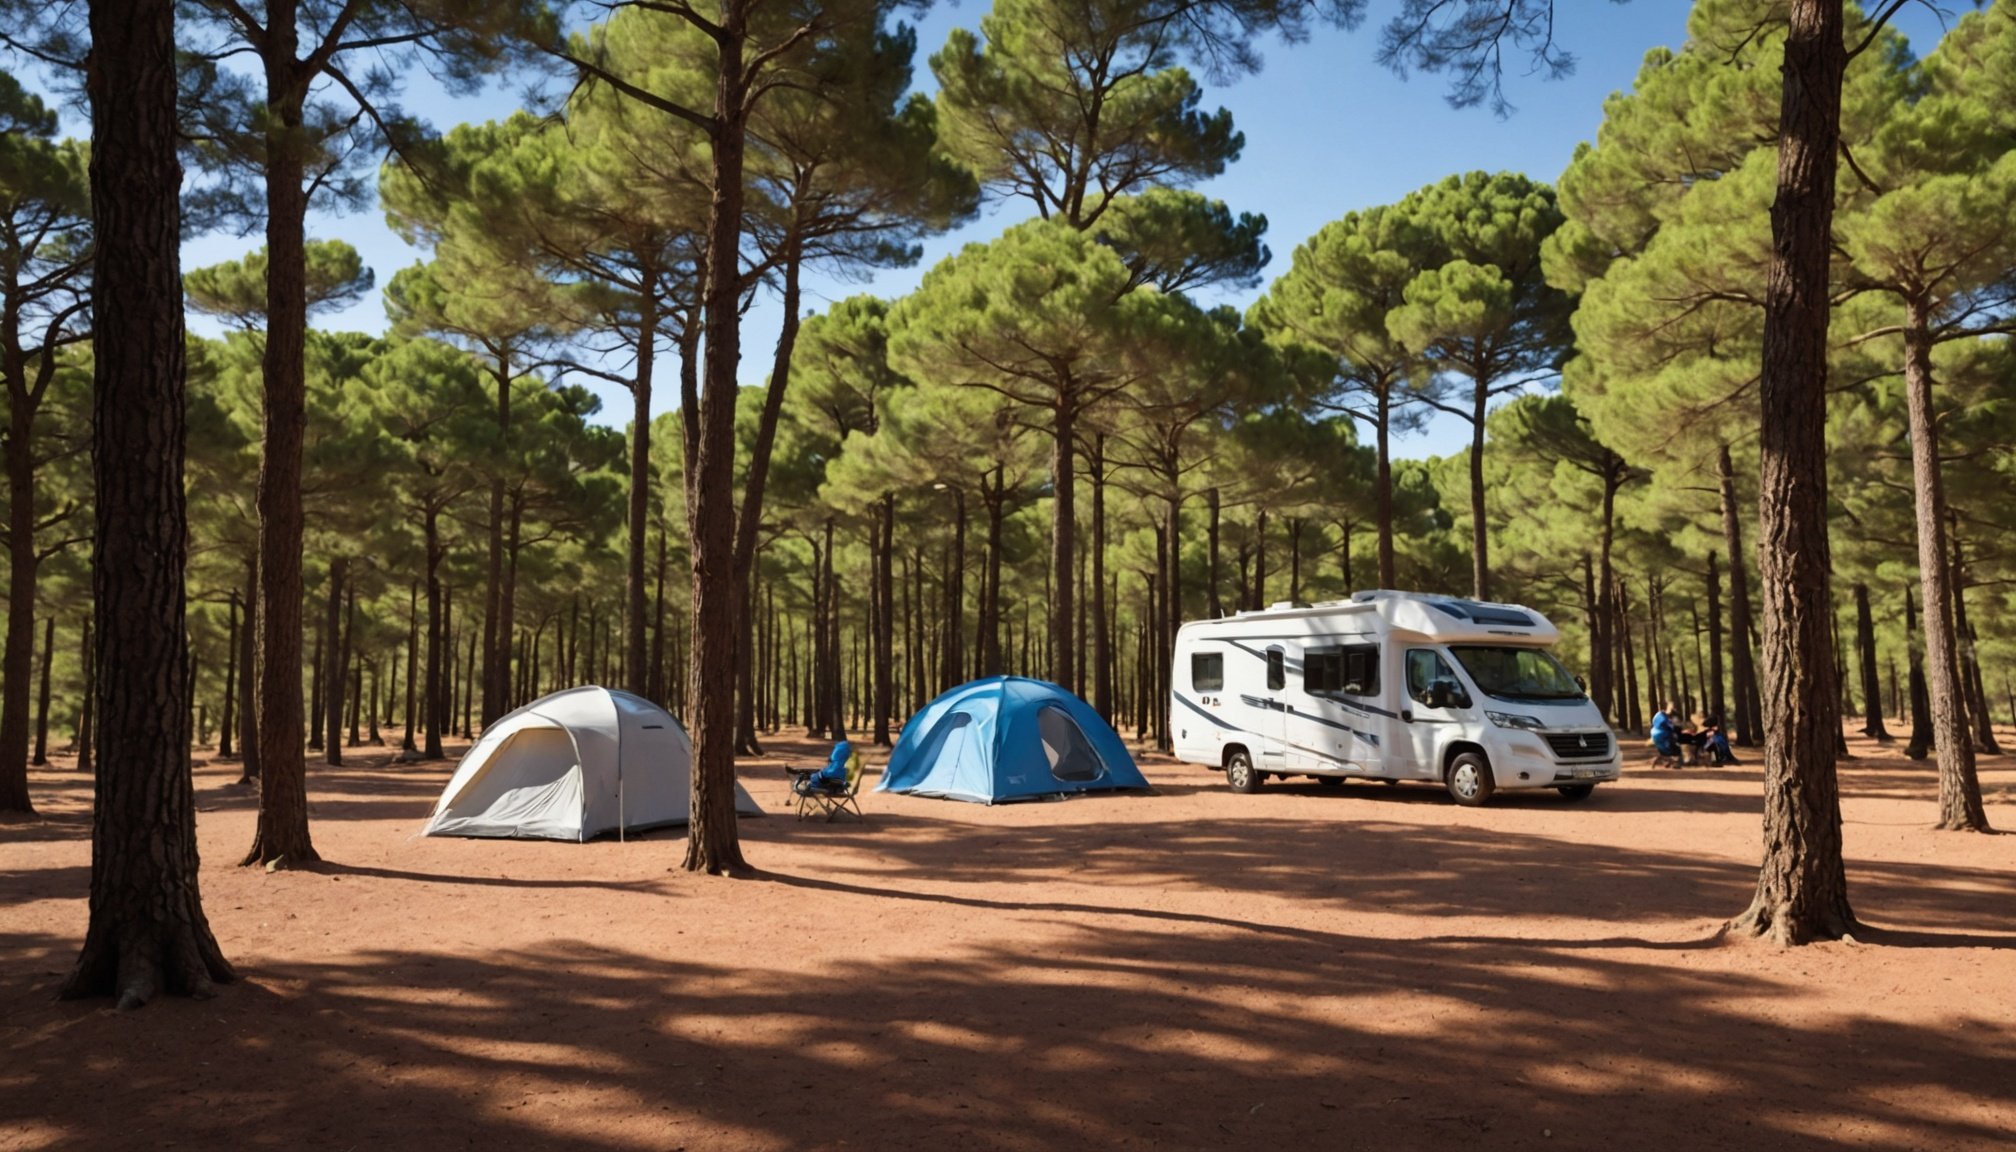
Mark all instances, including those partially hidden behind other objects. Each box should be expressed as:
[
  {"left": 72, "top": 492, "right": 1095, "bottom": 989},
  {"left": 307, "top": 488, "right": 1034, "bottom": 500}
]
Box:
[
  {"left": 1650, "top": 703, "right": 1703, "bottom": 767},
  {"left": 1696, "top": 713, "right": 1738, "bottom": 766},
  {"left": 794, "top": 732, "right": 854, "bottom": 797}
]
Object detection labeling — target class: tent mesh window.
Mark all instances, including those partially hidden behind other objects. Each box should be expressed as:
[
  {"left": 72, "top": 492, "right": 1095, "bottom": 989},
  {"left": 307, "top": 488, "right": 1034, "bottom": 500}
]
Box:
[
  {"left": 1036, "top": 705, "right": 1104, "bottom": 782},
  {"left": 912, "top": 710, "right": 974, "bottom": 770}
]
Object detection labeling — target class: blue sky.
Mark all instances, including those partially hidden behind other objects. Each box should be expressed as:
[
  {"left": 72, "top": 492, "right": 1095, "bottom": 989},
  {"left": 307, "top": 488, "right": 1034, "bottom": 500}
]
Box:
[{"left": 123, "top": 4, "right": 1963, "bottom": 457}]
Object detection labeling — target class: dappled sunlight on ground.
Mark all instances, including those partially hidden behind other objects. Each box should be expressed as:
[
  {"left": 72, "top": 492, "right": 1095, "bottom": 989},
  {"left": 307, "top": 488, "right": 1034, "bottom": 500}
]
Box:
[{"left": 2, "top": 724, "right": 2013, "bottom": 1149}]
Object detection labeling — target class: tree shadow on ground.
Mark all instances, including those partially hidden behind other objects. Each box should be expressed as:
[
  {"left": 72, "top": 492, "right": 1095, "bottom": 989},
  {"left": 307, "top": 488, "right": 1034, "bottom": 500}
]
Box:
[
  {"left": 5, "top": 899, "right": 2014, "bottom": 1152},
  {"left": 752, "top": 805, "right": 2016, "bottom": 936}
]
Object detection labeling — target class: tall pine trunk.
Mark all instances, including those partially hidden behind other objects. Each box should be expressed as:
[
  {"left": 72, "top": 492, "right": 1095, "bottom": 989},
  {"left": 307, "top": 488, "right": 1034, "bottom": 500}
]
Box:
[
  {"left": 1852, "top": 584, "right": 1889, "bottom": 741},
  {"left": 1947, "top": 523, "right": 2000, "bottom": 757},
  {"left": 1718, "top": 444, "right": 1762, "bottom": 745},
  {"left": 1375, "top": 383, "right": 1398, "bottom": 589},
  {"left": 424, "top": 517, "right": 446, "bottom": 761},
  {"left": 1205, "top": 486, "right": 1223, "bottom": 617},
  {"left": 74, "top": 615, "right": 95, "bottom": 772},
  {"left": 1706, "top": 551, "right": 1727, "bottom": 725},
  {"left": 1091, "top": 436, "right": 1111, "bottom": 719},
  {"left": 1731, "top": 0, "right": 1855, "bottom": 944},
  {"left": 32, "top": 616, "right": 55, "bottom": 765},
  {"left": 64, "top": 0, "right": 235, "bottom": 1002},
  {"left": 236, "top": 555, "right": 259, "bottom": 783},
  {"left": 873, "top": 496, "right": 894, "bottom": 745},
  {"left": 1049, "top": 401, "right": 1077, "bottom": 689},
  {"left": 944, "top": 486, "right": 966, "bottom": 691},
  {"left": 681, "top": 17, "right": 756, "bottom": 874},
  {"left": 244, "top": 0, "right": 318, "bottom": 867},
  {"left": 219, "top": 599, "right": 238, "bottom": 759},
  {"left": 1898, "top": 295, "right": 1984, "bottom": 826},
  {"left": 626, "top": 284, "right": 658, "bottom": 699},
  {"left": 322, "top": 557, "right": 346, "bottom": 767},
  {"left": 0, "top": 377, "right": 41, "bottom": 809},
  {"left": 1467, "top": 375, "right": 1490, "bottom": 601}
]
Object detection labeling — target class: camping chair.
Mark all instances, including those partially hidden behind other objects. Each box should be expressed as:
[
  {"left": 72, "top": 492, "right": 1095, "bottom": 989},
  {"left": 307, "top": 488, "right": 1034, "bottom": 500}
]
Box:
[{"left": 789, "top": 750, "right": 866, "bottom": 822}]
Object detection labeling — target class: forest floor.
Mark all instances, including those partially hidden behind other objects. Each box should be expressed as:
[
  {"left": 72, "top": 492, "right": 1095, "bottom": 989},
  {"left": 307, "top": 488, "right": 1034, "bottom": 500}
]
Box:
[{"left": 3, "top": 726, "right": 2014, "bottom": 1151}]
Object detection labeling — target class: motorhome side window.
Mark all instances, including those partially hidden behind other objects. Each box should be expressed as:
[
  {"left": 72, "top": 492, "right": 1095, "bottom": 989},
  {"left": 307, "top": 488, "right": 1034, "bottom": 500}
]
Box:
[
  {"left": 1266, "top": 648, "right": 1285, "bottom": 691},
  {"left": 1305, "top": 643, "right": 1379, "bottom": 697},
  {"left": 1191, "top": 651, "right": 1224, "bottom": 692},
  {"left": 1406, "top": 649, "right": 1462, "bottom": 706}
]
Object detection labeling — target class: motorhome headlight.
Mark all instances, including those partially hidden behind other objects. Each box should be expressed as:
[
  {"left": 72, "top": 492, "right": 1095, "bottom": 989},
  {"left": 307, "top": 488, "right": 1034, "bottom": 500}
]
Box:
[{"left": 1486, "top": 711, "right": 1546, "bottom": 731}]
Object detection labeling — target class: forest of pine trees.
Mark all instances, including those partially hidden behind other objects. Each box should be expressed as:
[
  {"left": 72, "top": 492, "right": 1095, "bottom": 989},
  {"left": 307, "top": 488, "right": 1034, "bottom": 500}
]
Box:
[{"left": 2, "top": 0, "right": 2013, "bottom": 1000}]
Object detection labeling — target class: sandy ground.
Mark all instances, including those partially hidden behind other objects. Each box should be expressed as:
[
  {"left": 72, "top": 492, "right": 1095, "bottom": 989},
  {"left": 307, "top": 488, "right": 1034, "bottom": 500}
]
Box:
[{"left": 3, "top": 726, "right": 2014, "bottom": 1151}]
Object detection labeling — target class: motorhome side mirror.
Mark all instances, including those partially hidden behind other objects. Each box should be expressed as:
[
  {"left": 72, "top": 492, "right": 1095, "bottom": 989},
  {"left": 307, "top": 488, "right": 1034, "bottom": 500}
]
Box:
[
  {"left": 1575, "top": 675, "right": 1588, "bottom": 692},
  {"left": 1427, "top": 680, "right": 1454, "bottom": 710}
]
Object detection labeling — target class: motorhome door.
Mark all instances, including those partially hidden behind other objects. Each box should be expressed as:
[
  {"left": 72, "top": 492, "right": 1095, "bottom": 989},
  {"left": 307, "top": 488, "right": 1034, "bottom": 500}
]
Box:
[
  {"left": 1253, "top": 643, "right": 1289, "bottom": 770},
  {"left": 1396, "top": 647, "right": 1469, "bottom": 779}
]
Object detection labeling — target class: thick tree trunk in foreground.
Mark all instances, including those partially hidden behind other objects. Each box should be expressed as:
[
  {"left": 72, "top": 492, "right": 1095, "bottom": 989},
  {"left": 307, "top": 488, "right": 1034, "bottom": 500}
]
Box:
[
  {"left": 1729, "top": 0, "right": 1855, "bottom": 945},
  {"left": 1852, "top": 583, "right": 1889, "bottom": 741},
  {"left": 244, "top": 0, "right": 318, "bottom": 868},
  {"left": 683, "top": 17, "right": 752, "bottom": 874},
  {"left": 64, "top": 0, "right": 235, "bottom": 1005},
  {"left": 1900, "top": 301, "right": 1985, "bottom": 828}
]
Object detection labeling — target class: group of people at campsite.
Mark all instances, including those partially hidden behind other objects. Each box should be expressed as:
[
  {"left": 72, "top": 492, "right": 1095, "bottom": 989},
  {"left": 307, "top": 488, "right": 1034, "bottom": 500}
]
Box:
[{"left": 1649, "top": 704, "right": 1738, "bottom": 769}]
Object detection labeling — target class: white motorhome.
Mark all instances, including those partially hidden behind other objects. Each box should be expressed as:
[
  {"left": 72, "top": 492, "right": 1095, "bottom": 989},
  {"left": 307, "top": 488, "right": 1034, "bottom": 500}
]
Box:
[{"left": 1169, "top": 591, "right": 1619, "bottom": 805}]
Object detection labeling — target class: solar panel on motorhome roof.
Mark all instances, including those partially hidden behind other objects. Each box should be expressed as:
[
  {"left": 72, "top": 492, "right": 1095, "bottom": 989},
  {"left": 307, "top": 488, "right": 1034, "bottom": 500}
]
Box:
[{"left": 1455, "top": 602, "right": 1535, "bottom": 626}]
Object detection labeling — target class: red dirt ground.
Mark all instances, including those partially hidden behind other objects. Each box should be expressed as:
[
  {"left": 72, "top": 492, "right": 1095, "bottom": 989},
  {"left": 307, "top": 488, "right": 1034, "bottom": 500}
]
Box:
[{"left": 4, "top": 727, "right": 2014, "bottom": 1151}]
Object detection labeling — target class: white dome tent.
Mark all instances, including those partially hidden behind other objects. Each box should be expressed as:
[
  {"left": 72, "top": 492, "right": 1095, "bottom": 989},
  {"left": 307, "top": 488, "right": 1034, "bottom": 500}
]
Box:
[{"left": 423, "top": 686, "right": 759, "bottom": 841}]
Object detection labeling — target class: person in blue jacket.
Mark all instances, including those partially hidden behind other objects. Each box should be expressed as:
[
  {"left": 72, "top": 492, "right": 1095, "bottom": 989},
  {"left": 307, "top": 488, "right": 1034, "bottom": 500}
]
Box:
[
  {"left": 1650, "top": 703, "right": 1701, "bottom": 767},
  {"left": 796, "top": 727, "right": 853, "bottom": 796}
]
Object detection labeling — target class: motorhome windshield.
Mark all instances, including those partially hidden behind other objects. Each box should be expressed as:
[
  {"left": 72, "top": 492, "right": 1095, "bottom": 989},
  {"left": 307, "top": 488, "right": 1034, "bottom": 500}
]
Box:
[{"left": 1448, "top": 645, "right": 1585, "bottom": 703}]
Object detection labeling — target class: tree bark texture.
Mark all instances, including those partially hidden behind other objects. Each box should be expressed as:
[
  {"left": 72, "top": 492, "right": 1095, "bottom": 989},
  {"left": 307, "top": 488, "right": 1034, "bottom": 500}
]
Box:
[
  {"left": 244, "top": 0, "right": 318, "bottom": 867},
  {"left": 1730, "top": 0, "right": 1856, "bottom": 945},
  {"left": 683, "top": 17, "right": 752, "bottom": 874},
  {"left": 63, "top": 0, "right": 235, "bottom": 1005}
]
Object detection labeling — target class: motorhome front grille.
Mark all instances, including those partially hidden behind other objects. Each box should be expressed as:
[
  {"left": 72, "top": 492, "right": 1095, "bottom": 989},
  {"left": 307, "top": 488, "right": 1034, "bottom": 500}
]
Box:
[{"left": 1545, "top": 731, "right": 1611, "bottom": 759}]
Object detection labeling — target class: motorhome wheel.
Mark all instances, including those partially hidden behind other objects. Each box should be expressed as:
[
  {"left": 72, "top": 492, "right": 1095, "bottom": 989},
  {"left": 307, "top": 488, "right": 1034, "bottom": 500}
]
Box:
[
  {"left": 1445, "top": 752, "right": 1496, "bottom": 807},
  {"left": 1225, "top": 749, "right": 1261, "bottom": 794}
]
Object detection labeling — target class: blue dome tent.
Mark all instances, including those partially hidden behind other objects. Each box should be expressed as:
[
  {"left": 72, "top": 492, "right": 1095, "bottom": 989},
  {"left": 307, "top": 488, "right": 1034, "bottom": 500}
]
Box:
[{"left": 877, "top": 677, "right": 1150, "bottom": 804}]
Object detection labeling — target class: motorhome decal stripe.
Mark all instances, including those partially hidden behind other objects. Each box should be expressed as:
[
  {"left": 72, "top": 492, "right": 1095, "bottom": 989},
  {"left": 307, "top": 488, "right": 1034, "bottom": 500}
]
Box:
[{"left": 1172, "top": 692, "right": 1245, "bottom": 732}]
